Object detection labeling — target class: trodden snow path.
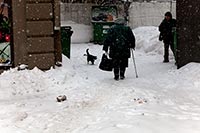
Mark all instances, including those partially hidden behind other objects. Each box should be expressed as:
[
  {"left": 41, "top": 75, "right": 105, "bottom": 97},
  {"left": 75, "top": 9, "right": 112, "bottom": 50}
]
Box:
[{"left": 67, "top": 43, "right": 200, "bottom": 133}]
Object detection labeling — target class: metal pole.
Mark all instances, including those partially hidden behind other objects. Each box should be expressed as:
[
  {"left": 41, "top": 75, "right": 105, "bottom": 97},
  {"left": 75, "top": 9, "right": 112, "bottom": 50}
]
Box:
[{"left": 131, "top": 49, "right": 138, "bottom": 78}]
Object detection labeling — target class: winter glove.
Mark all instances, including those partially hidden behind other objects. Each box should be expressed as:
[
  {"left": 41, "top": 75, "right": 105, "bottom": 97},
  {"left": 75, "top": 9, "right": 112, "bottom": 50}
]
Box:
[
  {"left": 130, "top": 47, "right": 135, "bottom": 50},
  {"left": 103, "top": 51, "right": 109, "bottom": 56},
  {"left": 159, "top": 33, "right": 163, "bottom": 41},
  {"left": 103, "top": 51, "right": 111, "bottom": 59}
]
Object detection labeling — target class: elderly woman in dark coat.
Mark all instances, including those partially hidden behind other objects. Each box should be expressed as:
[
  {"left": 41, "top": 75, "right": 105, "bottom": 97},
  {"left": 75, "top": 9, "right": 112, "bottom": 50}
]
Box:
[{"left": 103, "top": 18, "right": 135, "bottom": 80}]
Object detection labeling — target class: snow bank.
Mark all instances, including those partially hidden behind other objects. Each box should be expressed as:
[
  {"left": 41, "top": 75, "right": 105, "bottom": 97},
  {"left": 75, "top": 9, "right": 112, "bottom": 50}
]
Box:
[
  {"left": 0, "top": 67, "right": 49, "bottom": 99},
  {"left": 133, "top": 26, "right": 163, "bottom": 55},
  {"left": 0, "top": 55, "right": 77, "bottom": 99}
]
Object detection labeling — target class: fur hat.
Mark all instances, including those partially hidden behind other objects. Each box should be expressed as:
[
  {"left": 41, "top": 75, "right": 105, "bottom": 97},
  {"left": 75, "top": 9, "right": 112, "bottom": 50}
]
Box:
[{"left": 115, "top": 17, "right": 126, "bottom": 25}]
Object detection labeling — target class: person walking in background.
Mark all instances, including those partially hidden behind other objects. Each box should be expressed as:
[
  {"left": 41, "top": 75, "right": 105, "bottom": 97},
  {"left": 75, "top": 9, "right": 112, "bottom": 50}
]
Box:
[
  {"left": 159, "top": 11, "right": 176, "bottom": 63},
  {"left": 103, "top": 18, "right": 135, "bottom": 81}
]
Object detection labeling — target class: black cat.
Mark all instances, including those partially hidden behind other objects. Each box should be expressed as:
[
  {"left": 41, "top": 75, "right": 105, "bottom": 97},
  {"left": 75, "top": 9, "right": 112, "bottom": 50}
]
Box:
[{"left": 84, "top": 48, "right": 97, "bottom": 65}]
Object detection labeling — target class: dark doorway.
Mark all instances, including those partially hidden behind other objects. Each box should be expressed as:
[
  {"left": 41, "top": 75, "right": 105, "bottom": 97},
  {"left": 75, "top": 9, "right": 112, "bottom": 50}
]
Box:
[{"left": 176, "top": 0, "right": 200, "bottom": 68}]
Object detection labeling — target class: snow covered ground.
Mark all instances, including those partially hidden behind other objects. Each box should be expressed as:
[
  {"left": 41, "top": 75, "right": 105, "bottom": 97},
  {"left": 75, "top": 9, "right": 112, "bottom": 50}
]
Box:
[{"left": 0, "top": 26, "right": 200, "bottom": 133}]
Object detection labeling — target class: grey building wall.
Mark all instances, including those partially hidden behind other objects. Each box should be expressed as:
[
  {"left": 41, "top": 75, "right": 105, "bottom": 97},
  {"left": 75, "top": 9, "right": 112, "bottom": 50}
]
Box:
[
  {"left": 60, "top": 3, "right": 124, "bottom": 25},
  {"left": 60, "top": 3, "right": 93, "bottom": 25},
  {"left": 61, "top": 2, "right": 176, "bottom": 28},
  {"left": 129, "top": 1, "right": 176, "bottom": 28}
]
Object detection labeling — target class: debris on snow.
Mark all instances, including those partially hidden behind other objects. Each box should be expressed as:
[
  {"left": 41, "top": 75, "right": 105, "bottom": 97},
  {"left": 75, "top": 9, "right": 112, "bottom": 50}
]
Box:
[
  {"left": 56, "top": 95, "right": 67, "bottom": 102},
  {"left": 17, "top": 64, "right": 28, "bottom": 71}
]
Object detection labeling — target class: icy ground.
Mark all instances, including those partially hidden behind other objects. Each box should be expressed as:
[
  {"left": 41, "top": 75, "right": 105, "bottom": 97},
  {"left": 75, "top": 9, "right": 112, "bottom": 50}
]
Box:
[{"left": 0, "top": 27, "right": 200, "bottom": 133}]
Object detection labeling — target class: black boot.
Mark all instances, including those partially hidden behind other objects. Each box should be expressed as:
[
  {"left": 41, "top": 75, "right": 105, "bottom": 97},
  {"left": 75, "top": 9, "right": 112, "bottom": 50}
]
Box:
[
  {"left": 114, "top": 68, "right": 119, "bottom": 81},
  {"left": 163, "top": 59, "right": 169, "bottom": 63},
  {"left": 114, "top": 75, "right": 119, "bottom": 80},
  {"left": 120, "top": 68, "right": 125, "bottom": 80},
  {"left": 120, "top": 76, "right": 125, "bottom": 80}
]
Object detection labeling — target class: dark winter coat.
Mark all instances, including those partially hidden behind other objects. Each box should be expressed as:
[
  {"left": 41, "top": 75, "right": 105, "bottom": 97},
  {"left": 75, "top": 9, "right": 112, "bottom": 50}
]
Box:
[
  {"left": 159, "top": 18, "right": 176, "bottom": 44},
  {"left": 103, "top": 24, "right": 135, "bottom": 60}
]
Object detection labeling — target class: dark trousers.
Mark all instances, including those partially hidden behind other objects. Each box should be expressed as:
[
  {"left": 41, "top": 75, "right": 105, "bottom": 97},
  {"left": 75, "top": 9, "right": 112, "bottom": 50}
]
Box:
[
  {"left": 113, "top": 59, "right": 127, "bottom": 78},
  {"left": 164, "top": 42, "right": 175, "bottom": 61}
]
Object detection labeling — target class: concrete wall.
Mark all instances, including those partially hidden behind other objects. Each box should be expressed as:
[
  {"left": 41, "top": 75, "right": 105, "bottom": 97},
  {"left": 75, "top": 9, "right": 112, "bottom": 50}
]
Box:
[
  {"left": 129, "top": 1, "right": 176, "bottom": 28},
  {"left": 60, "top": 3, "right": 124, "bottom": 25},
  {"left": 61, "top": 3, "right": 93, "bottom": 25},
  {"left": 61, "top": 2, "right": 176, "bottom": 29}
]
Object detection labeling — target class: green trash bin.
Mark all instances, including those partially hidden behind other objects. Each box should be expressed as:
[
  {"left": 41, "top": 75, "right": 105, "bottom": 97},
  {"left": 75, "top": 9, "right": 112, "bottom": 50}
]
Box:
[
  {"left": 61, "top": 26, "right": 73, "bottom": 58},
  {"left": 91, "top": 6, "right": 118, "bottom": 44},
  {"left": 172, "top": 27, "right": 177, "bottom": 61}
]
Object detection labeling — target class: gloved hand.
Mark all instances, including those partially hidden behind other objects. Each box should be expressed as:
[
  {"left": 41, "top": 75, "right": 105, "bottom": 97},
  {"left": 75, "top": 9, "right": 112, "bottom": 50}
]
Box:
[
  {"left": 103, "top": 51, "right": 109, "bottom": 56},
  {"left": 130, "top": 48, "right": 135, "bottom": 50},
  {"left": 159, "top": 33, "right": 163, "bottom": 41},
  {"left": 129, "top": 43, "right": 135, "bottom": 50},
  {"left": 103, "top": 51, "right": 112, "bottom": 59}
]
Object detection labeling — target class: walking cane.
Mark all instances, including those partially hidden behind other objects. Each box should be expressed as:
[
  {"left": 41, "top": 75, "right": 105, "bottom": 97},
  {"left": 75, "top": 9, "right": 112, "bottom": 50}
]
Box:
[{"left": 131, "top": 49, "right": 138, "bottom": 78}]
